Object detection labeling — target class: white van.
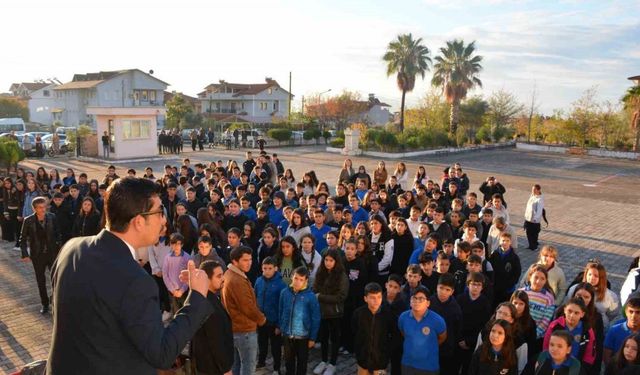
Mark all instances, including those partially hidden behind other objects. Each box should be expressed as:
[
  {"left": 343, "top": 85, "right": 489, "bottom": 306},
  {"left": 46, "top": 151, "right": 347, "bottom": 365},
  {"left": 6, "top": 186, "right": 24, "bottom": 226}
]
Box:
[{"left": 0, "top": 118, "right": 26, "bottom": 134}]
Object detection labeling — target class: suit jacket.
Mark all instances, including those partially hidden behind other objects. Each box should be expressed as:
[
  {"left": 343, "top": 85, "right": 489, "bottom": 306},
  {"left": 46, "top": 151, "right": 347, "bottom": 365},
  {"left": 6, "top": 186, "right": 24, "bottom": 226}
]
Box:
[
  {"left": 191, "top": 291, "right": 234, "bottom": 375},
  {"left": 19, "top": 212, "right": 61, "bottom": 259},
  {"left": 47, "top": 229, "right": 213, "bottom": 375}
]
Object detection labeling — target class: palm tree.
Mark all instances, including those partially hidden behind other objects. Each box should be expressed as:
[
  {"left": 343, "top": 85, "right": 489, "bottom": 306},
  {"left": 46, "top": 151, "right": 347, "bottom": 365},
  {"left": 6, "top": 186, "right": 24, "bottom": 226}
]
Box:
[
  {"left": 383, "top": 33, "right": 431, "bottom": 133},
  {"left": 622, "top": 85, "right": 640, "bottom": 151},
  {"left": 431, "top": 39, "right": 483, "bottom": 136}
]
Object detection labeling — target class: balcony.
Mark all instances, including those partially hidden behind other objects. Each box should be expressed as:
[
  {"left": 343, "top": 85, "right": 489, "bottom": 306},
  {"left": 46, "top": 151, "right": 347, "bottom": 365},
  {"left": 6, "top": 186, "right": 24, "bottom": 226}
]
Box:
[{"left": 206, "top": 108, "right": 237, "bottom": 114}]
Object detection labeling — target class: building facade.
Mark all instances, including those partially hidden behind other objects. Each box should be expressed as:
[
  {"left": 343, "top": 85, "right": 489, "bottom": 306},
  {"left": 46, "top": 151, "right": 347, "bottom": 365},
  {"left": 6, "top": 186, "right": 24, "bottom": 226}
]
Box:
[
  {"left": 53, "top": 69, "right": 168, "bottom": 128},
  {"left": 198, "top": 78, "right": 291, "bottom": 124}
]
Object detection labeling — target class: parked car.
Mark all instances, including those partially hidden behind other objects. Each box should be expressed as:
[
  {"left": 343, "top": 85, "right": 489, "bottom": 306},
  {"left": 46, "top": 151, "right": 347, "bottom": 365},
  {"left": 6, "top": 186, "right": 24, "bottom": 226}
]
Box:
[
  {"left": 27, "top": 131, "right": 51, "bottom": 139},
  {"left": 42, "top": 134, "right": 69, "bottom": 154},
  {"left": 55, "top": 127, "right": 76, "bottom": 135}
]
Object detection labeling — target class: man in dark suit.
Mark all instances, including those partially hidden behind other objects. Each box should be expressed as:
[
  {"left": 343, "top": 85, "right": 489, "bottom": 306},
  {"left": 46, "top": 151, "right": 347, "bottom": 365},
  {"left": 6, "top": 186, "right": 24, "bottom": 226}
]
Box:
[
  {"left": 19, "top": 196, "right": 61, "bottom": 314},
  {"left": 47, "top": 177, "right": 213, "bottom": 375}
]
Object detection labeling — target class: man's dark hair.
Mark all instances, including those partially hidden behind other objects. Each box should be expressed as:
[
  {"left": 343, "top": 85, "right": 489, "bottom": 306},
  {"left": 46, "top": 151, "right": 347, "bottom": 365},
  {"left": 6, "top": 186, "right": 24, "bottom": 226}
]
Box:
[
  {"left": 438, "top": 273, "right": 456, "bottom": 288},
  {"left": 169, "top": 232, "right": 184, "bottom": 244},
  {"left": 31, "top": 196, "right": 48, "bottom": 209},
  {"left": 387, "top": 273, "right": 403, "bottom": 286},
  {"left": 467, "top": 271, "right": 485, "bottom": 285},
  {"left": 419, "top": 252, "right": 434, "bottom": 264},
  {"left": 69, "top": 184, "right": 79, "bottom": 191},
  {"left": 627, "top": 297, "right": 640, "bottom": 310},
  {"left": 104, "top": 177, "right": 158, "bottom": 233},
  {"left": 292, "top": 266, "right": 309, "bottom": 279},
  {"left": 467, "top": 254, "right": 483, "bottom": 264},
  {"left": 198, "top": 236, "right": 212, "bottom": 245},
  {"left": 262, "top": 256, "right": 277, "bottom": 266},
  {"left": 364, "top": 282, "right": 383, "bottom": 296},
  {"left": 200, "top": 260, "right": 223, "bottom": 279},
  {"left": 227, "top": 227, "right": 242, "bottom": 237},
  {"left": 412, "top": 285, "right": 431, "bottom": 298},
  {"left": 230, "top": 246, "right": 253, "bottom": 262}
]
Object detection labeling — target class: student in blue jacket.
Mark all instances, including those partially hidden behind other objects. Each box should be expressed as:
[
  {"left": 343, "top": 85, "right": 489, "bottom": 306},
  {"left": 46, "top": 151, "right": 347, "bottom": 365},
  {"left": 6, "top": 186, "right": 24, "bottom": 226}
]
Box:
[
  {"left": 278, "top": 266, "right": 321, "bottom": 375},
  {"left": 254, "top": 256, "right": 287, "bottom": 373}
]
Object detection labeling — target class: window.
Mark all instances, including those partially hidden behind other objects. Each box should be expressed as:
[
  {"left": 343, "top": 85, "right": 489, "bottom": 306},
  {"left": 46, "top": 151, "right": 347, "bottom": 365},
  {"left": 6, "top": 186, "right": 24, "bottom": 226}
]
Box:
[
  {"left": 268, "top": 88, "right": 273, "bottom": 95},
  {"left": 273, "top": 101, "right": 278, "bottom": 111},
  {"left": 260, "top": 102, "right": 268, "bottom": 111},
  {"left": 149, "top": 90, "right": 156, "bottom": 101},
  {"left": 241, "top": 102, "right": 245, "bottom": 110},
  {"left": 43, "top": 90, "right": 50, "bottom": 97},
  {"left": 141, "top": 90, "right": 148, "bottom": 101},
  {"left": 122, "top": 119, "right": 151, "bottom": 140}
]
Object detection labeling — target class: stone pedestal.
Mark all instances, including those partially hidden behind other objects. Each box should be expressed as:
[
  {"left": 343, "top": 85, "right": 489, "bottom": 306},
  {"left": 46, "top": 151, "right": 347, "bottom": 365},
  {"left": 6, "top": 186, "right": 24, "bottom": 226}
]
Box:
[{"left": 342, "top": 128, "right": 362, "bottom": 156}]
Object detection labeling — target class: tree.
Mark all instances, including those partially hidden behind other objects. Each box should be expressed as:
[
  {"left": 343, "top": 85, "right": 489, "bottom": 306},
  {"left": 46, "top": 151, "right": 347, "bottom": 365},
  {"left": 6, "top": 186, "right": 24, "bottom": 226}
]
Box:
[
  {"left": 0, "top": 97, "right": 29, "bottom": 121},
  {"left": 267, "top": 128, "right": 292, "bottom": 145},
  {"left": 305, "top": 91, "right": 368, "bottom": 131},
  {"left": 383, "top": 33, "right": 432, "bottom": 133},
  {"left": 569, "top": 87, "right": 600, "bottom": 147},
  {"left": 0, "top": 138, "right": 25, "bottom": 175},
  {"left": 622, "top": 85, "right": 640, "bottom": 151},
  {"left": 165, "top": 94, "right": 194, "bottom": 130},
  {"left": 459, "top": 96, "right": 488, "bottom": 143},
  {"left": 486, "top": 90, "right": 524, "bottom": 141},
  {"left": 431, "top": 39, "right": 483, "bottom": 137}
]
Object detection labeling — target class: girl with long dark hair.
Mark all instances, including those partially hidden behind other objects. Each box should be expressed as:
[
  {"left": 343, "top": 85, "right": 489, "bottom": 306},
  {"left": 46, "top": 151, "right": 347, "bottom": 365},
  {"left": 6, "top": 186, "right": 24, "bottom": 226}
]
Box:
[
  {"left": 312, "top": 249, "right": 348, "bottom": 375},
  {"left": 274, "top": 235, "right": 305, "bottom": 285},
  {"left": 72, "top": 197, "right": 101, "bottom": 237},
  {"left": 468, "top": 319, "right": 518, "bottom": 375}
]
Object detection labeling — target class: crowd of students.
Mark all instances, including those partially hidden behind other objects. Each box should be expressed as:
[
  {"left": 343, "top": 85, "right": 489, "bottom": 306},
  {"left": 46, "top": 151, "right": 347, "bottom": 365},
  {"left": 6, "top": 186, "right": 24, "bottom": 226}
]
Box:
[{"left": 7, "top": 150, "right": 640, "bottom": 375}]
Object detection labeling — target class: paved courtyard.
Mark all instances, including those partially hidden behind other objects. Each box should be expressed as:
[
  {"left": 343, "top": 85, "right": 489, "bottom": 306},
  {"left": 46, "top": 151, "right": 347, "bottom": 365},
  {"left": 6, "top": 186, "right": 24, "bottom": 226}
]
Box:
[{"left": 1, "top": 145, "right": 639, "bottom": 374}]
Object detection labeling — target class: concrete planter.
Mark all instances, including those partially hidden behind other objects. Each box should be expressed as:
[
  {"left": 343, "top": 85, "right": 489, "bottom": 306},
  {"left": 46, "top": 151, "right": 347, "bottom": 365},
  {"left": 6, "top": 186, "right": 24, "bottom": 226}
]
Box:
[
  {"left": 325, "top": 141, "right": 515, "bottom": 159},
  {"left": 516, "top": 142, "right": 639, "bottom": 160}
]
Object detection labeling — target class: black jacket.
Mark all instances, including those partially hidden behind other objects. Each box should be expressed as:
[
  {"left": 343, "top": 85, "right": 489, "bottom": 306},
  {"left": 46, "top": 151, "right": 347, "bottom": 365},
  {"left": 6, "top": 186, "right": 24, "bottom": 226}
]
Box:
[
  {"left": 468, "top": 348, "right": 518, "bottom": 375},
  {"left": 456, "top": 292, "right": 492, "bottom": 348},
  {"left": 19, "top": 212, "right": 61, "bottom": 259},
  {"left": 429, "top": 295, "right": 463, "bottom": 358},
  {"left": 345, "top": 257, "right": 368, "bottom": 309},
  {"left": 192, "top": 291, "right": 234, "bottom": 375},
  {"left": 72, "top": 211, "right": 102, "bottom": 237},
  {"left": 47, "top": 230, "right": 213, "bottom": 375},
  {"left": 49, "top": 201, "right": 72, "bottom": 241},
  {"left": 352, "top": 305, "right": 397, "bottom": 371},
  {"left": 390, "top": 231, "right": 413, "bottom": 276}
]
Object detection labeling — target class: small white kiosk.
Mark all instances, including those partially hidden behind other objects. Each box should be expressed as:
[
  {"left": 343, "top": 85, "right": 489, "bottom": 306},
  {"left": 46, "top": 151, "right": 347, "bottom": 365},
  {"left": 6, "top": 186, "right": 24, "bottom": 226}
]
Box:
[{"left": 87, "top": 107, "right": 165, "bottom": 159}]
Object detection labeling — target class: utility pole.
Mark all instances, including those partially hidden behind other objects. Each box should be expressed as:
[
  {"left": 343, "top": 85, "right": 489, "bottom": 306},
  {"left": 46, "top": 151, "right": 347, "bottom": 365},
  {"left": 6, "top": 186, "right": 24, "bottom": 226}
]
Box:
[
  {"left": 301, "top": 95, "right": 305, "bottom": 115},
  {"left": 527, "top": 82, "right": 537, "bottom": 143},
  {"left": 288, "top": 71, "right": 292, "bottom": 121}
]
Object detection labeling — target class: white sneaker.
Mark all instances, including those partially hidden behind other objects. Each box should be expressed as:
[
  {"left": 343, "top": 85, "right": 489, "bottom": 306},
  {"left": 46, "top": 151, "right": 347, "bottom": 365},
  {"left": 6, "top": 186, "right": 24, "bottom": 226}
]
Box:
[
  {"left": 313, "top": 361, "right": 327, "bottom": 374},
  {"left": 323, "top": 364, "right": 336, "bottom": 375}
]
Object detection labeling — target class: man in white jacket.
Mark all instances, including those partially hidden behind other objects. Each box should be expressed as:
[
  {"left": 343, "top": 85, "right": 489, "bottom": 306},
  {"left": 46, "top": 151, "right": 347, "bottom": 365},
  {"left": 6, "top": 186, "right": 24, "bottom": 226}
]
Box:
[{"left": 524, "top": 184, "right": 544, "bottom": 251}]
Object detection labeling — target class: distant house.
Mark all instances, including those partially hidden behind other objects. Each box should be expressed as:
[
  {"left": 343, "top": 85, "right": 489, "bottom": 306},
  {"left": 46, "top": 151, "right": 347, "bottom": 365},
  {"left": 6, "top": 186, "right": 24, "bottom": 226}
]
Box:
[
  {"left": 629, "top": 75, "right": 640, "bottom": 86},
  {"left": 306, "top": 93, "right": 393, "bottom": 127},
  {"left": 8, "top": 82, "right": 50, "bottom": 98},
  {"left": 28, "top": 83, "right": 59, "bottom": 125},
  {"left": 53, "top": 69, "right": 168, "bottom": 127},
  {"left": 198, "top": 78, "right": 292, "bottom": 124},
  {"left": 358, "top": 94, "right": 393, "bottom": 126}
]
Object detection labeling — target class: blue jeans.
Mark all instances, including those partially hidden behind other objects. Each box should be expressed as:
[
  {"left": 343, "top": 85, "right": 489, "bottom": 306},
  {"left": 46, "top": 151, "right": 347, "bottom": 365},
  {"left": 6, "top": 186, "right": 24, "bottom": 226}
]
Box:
[{"left": 233, "top": 331, "right": 258, "bottom": 375}]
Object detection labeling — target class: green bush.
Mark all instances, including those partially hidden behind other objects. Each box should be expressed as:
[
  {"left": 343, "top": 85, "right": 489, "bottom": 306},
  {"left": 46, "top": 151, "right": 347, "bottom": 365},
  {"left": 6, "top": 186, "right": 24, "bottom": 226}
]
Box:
[
  {"left": 330, "top": 137, "right": 344, "bottom": 148},
  {"left": 0, "top": 138, "right": 25, "bottom": 174},
  {"left": 267, "top": 128, "right": 292, "bottom": 145},
  {"left": 375, "top": 130, "right": 398, "bottom": 152},
  {"left": 322, "top": 130, "right": 332, "bottom": 144},
  {"left": 303, "top": 128, "right": 321, "bottom": 141}
]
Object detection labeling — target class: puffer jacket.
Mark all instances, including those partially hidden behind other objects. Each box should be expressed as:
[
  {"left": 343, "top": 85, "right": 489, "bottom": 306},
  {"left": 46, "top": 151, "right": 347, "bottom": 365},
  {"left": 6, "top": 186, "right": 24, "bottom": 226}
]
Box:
[
  {"left": 255, "top": 271, "right": 287, "bottom": 324},
  {"left": 313, "top": 270, "right": 349, "bottom": 319},
  {"left": 278, "top": 285, "right": 321, "bottom": 340}
]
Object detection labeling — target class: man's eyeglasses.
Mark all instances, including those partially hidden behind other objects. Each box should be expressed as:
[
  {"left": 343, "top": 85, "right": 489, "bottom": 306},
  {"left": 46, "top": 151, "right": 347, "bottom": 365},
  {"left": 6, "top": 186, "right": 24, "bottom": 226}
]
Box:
[{"left": 140, "top": 205, "right": 165, "bottom": 218}]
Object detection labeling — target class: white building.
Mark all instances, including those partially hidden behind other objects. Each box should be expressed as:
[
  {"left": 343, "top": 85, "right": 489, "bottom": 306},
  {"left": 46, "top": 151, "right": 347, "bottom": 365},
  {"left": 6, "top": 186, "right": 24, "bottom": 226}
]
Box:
[
  {"left": 356, "top": 94, "right": 393, "bottom": 126},
  {"left": 198, "top": 78, "right": 292, "bottom": 124},
  {"left": 28, "top": 83, "right": 58, "bottom": 125},
  {"left": 53, "top": 69, "right": 168, "bottom": 128}
]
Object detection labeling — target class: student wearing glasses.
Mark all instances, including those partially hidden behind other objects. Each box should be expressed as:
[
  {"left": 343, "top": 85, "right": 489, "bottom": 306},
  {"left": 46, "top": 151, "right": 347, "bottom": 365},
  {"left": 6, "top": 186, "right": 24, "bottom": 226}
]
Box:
[{"left": 397, "top": 285, "right": 447, "bottom": 375}]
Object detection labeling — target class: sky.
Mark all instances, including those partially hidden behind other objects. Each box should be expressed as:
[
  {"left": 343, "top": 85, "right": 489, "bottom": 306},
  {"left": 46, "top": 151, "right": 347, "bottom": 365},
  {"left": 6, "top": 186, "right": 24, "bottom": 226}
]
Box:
[{"left": 2, "top": 0, "right": 639, "bottom": 114}]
